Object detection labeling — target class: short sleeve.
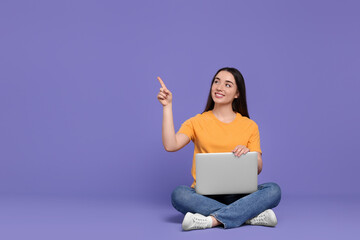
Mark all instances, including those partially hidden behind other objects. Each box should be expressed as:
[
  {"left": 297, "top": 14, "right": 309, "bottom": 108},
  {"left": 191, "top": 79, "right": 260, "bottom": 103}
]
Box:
[
  {"left": 178, "top": 118, "right": 195, "bottom": 142},
  {"left": 247, "top": 123, "right": 262, "bottom": 154}
]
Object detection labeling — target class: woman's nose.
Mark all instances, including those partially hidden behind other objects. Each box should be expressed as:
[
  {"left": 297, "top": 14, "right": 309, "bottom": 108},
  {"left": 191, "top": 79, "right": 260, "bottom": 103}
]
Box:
[{"left": 216, "top": 84, "right": 224, "bottom": 91}]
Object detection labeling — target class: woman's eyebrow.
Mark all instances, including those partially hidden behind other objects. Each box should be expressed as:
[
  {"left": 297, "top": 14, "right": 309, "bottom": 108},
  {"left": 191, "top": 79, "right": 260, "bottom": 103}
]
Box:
[{"left": 215, "top": 77, "right": 234, "bottom": 85}]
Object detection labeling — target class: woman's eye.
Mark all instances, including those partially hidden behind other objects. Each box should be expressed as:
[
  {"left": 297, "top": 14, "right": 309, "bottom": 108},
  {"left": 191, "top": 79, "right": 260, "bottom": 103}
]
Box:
[{"left": 213, "top": 80, "right": 231, "bottom": 87}]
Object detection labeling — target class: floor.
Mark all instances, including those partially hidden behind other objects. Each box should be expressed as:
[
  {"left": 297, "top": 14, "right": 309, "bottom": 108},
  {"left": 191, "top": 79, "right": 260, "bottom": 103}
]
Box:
[{"left": 0, "top": 194, "right": 358, "bottom": 240}]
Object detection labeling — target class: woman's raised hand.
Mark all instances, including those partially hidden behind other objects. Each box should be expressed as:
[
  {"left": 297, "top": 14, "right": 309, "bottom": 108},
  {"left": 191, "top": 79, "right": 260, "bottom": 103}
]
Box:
[
  {"left": 157, "top": 76, "right": 173, "bottom": 107},
  {"left": 233, "top": 145, "right": 250, "bottom": 157}
]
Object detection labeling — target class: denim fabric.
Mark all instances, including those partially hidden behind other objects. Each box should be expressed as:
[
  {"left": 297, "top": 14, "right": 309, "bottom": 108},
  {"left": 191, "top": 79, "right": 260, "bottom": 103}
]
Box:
[{"left": 171, "top": 182, "right": 281, "bottom": 229}]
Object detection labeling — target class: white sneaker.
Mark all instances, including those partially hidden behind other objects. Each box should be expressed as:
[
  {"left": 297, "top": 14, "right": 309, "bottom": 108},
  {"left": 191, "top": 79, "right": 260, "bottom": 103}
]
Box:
[
  {"left": 182, "top": 212, "right": 213, "bottom": 231},
  {"left": 245, "top": 209, "right": 278, "bottom": 227}
]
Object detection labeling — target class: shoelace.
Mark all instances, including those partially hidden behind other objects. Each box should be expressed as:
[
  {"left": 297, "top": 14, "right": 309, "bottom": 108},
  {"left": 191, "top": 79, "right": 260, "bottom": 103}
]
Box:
[
  {"left": 192, "top": 216, "right": 210, "bottom": 229},
  {"left": 252, "top": 213, "right": 267, "bottom": 224}
]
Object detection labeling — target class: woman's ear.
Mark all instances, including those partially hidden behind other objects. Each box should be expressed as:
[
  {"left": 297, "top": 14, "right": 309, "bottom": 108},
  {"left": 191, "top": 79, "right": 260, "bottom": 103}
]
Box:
[{"left": 235, "top": 91, "right": 239, "bottom": 99}]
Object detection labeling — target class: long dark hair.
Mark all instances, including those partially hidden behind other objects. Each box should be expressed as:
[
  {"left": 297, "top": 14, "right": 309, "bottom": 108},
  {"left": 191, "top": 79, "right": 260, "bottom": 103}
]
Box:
[{"left": 203, "top": 67, "right": 250, "bottom": 118}]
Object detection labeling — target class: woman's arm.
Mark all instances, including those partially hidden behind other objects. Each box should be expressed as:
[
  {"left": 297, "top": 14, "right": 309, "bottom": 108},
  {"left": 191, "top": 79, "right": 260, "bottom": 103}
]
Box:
[
  {"left": 257, "top": 152, "right": 263, "bottom": 175},
  {"left": 157, "top": 77, "right": 190, "bottom": 152},
  {"left": 162, "top": 104, "right": 190, "bottom": 151}
]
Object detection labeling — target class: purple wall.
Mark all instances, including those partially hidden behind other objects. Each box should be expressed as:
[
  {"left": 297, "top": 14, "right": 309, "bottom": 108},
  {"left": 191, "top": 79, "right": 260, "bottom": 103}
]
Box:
[{"left": 1, "top": 0, "right": 359, "bottom": 201}]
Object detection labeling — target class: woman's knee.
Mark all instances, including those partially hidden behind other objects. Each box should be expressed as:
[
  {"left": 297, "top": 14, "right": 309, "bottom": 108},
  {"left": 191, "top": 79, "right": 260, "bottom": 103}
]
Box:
[
  {"left": 261, "top": 182, "right": 281, "bottom": 206},
  {"left": 171, "top": 185, "right": 194, "bottom": 214},
  {"left": 171, "top": 185, "right": 194, "bottom": 205},
  {"left": 269, "top": 182, "right": 281, "bottom": 206}
]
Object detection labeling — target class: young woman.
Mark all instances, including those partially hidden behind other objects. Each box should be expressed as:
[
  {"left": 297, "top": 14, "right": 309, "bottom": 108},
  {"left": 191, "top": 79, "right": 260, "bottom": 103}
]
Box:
[{"left": 157, "top": 67, "right": 281, "bottom": 231}]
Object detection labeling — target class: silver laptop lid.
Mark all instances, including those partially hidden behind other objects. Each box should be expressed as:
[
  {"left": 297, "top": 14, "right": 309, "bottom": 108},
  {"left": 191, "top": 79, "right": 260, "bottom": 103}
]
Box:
[{"left": 195, "top": 152, "right": 258, "bottom": 195}]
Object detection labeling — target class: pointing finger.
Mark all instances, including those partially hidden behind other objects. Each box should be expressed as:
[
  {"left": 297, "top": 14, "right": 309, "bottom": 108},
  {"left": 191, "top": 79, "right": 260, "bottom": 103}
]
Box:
[
  {"left": 157, "top": 76, "right": 167, "bottom": 90},
  {"left": 160, "top": 88, "right": 169, "bottom": 95}
]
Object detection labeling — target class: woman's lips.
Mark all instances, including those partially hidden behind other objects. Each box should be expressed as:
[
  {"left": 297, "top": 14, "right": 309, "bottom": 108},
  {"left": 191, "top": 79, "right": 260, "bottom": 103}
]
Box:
[{"left": 215, "top": 92, "right": 225, "bottom": 98}]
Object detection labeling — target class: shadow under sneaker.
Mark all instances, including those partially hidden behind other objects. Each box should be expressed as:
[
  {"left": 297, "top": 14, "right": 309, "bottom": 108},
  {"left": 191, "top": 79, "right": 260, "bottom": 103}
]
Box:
[
  {"left": 245, "top": 209, "right": 278, "bottom": 227},
  {"left": 182, "top": 212, "right": 212, "bottom": 231}
]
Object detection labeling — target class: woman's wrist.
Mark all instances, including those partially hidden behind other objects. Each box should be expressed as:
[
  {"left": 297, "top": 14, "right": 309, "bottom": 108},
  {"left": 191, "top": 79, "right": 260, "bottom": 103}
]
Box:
[{"left": 163, "top": 103, "right": 173, "bottom": 110}]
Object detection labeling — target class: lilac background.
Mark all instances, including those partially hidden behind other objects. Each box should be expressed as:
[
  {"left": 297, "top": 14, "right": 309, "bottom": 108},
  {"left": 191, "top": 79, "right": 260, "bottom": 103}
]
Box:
[
  {"left": 1, "top": 0, "right": 359, "bottom": 200},
  {"left": 1, "top": 2, "right": 360, "bottom": 238}
]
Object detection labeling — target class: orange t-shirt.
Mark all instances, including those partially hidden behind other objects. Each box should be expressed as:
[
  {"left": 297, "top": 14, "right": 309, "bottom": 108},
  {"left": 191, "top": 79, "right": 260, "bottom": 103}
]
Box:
[{"left": 178, "top": 110, "right": 262, "bottom": 188}]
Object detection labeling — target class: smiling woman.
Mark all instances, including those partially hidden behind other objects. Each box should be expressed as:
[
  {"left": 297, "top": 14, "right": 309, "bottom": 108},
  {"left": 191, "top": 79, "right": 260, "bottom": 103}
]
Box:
[
  {"left": 204, "top": 68, "right": 249, "bottom": 121},
  {"left": 156, "top": 67, "right": 281, "bottom": 231}
]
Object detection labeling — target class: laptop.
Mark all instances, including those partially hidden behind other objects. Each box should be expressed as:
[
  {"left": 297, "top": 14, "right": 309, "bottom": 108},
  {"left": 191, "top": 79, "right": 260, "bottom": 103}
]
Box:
[{"left": 195, "top": 152, "right": 258, "bottom": 195}]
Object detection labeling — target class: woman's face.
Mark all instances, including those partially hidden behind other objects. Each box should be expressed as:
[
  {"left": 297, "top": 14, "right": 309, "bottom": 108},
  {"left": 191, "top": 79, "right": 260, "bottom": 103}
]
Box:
[{"left": 211, "top": 70, "right": 239, "bottom": 105}]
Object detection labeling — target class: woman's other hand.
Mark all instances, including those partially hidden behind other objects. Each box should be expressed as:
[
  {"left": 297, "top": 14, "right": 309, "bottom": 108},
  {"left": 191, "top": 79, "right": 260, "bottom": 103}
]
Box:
[
  {"left": 232, "top": 145, "right": 250, "bottom": 157},
  {"left": 157, "top": 76, "right": 173, "bottom": 107}
]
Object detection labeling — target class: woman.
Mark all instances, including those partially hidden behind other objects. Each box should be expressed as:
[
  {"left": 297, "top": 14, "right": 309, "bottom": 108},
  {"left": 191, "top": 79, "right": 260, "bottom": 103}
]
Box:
[{"left": 156, "top": 67, "right": 281, "bottom": 231}]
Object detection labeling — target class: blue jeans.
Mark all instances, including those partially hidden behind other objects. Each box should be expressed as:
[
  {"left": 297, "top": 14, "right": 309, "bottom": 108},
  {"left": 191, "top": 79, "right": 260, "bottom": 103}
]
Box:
[{"left": 171, "top": 182, "right": 281, "bottom": 229}]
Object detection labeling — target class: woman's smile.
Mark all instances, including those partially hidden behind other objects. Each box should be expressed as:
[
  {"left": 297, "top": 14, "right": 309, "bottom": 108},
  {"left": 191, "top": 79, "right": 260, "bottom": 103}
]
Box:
[{"left": 215, "top": 92, "right": 225, "bottom": 98}]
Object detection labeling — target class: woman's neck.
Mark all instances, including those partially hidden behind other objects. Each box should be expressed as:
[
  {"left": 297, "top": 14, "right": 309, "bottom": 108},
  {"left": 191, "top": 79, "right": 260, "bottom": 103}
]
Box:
[{"left": 212, "top": 105, "right": 236, "bottom": 121}]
